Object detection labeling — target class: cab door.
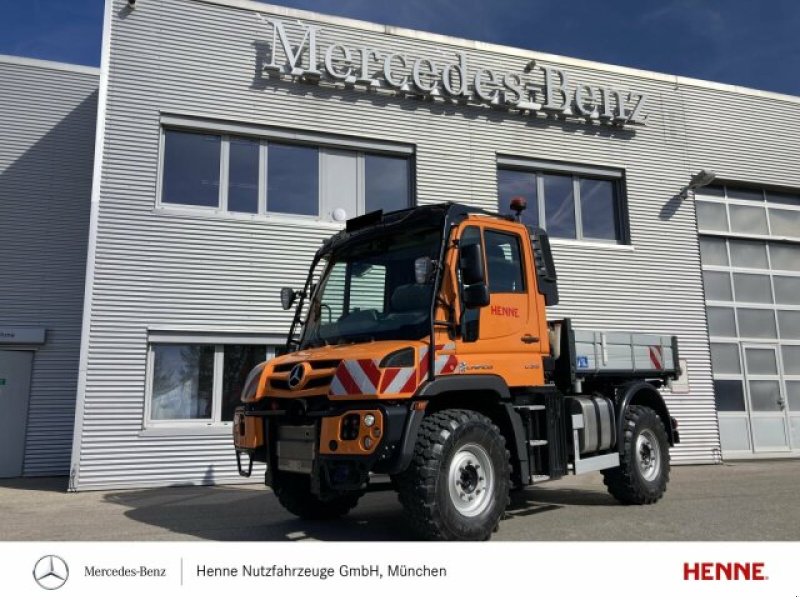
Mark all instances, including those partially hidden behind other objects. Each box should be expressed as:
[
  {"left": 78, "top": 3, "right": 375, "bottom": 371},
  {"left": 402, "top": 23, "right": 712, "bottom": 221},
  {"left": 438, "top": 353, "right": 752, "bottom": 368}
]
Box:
[{"left": 453, "top": 223, "right": 545, "bottom": 386}]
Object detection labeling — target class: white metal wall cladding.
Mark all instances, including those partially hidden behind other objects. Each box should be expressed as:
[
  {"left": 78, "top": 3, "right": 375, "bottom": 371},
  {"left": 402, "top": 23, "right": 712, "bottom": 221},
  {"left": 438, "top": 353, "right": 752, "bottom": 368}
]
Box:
[
  {"left": 0, "top": 59, "right": 97, "bottom": 475},
  {"left": 75, "top": 0, "right": 798, "bottom": 488}
]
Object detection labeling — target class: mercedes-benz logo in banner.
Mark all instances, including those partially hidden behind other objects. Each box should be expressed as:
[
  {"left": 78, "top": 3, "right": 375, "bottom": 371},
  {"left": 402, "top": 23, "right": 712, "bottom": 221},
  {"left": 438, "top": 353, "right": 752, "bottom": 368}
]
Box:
[
  {"left": 288, "top": 363, "right": 306, "bottom": 389},
  {"left": 33, "top": 555, "right": 69, "bottom": 590}
]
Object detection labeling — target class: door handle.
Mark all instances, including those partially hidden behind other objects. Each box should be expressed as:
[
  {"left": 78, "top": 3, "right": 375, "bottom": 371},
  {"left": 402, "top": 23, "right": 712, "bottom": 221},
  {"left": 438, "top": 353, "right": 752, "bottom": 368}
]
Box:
[
  {"left": 778, "top": 396, "right": 786, "bottom": 410},
  {"left": 521, "top": 334, "right": 539, "bottom": 344}
]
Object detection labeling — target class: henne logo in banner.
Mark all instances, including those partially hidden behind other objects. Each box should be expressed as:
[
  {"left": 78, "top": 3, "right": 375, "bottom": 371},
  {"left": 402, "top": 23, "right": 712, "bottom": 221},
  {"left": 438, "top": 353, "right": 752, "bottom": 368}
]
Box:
[
  {"left": 33, "top": 555, "right": 69, "bottom": 590},
  {"left": 256, "top": 16, "right": 648, "bottom": 127}
]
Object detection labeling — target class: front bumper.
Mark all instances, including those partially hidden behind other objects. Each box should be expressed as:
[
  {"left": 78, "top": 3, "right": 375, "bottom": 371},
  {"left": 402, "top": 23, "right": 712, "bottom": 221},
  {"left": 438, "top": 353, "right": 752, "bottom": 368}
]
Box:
[{"left": 233, "top": 401, "right": 419, "bottom": 492}]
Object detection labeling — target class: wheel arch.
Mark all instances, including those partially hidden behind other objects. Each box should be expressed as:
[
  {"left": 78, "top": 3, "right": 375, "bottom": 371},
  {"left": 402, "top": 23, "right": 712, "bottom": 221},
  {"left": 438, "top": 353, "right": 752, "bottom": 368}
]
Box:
[
  {"left": 400, "top": 379, "right": 527, "bottom": 487},
  {"left": 615, "top": 380, "right": 676, "bottom": 448}
]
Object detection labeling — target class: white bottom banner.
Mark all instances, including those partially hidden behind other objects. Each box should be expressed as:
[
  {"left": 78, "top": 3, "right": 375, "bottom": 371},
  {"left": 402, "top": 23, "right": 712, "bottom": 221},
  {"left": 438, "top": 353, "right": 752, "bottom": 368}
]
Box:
[{"left": 1, "top": 542, "right": 796, "bottom": 599}]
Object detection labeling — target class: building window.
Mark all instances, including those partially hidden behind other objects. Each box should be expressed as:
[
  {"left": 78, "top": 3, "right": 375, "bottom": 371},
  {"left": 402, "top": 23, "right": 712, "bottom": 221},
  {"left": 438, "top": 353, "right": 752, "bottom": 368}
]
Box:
[
  {"left": 497, "top": 160, "right": 627, "bottom": 243},
  {"left": 267, "top": 143, "right": 319, "bottom": 216},
  {"left": 147, "top": 341, "right": 282, "bottom": 425},
  {"left": 160, "top": 127, "right": 413, "bottom": 221},
  {"left": 227, "top": 136, "right": 260, "bottom": 214},
  {"left": 365, "top": 154, "right": 411, "bottom": 214},
  {"left": 150, "top": 344, "right": 215, "bottom": 420},
  {"left": 161, "top": 130, "right": 221, "bottom": 207},
  {"left": 695, "top": 184, "right": 800, "bottom": 242}
]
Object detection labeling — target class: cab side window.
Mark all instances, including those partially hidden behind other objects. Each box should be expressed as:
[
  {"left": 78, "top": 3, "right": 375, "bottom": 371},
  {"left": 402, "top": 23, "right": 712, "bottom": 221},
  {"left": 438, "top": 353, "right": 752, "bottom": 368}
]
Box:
[
  {"left": 459, "top": 226, "right": 483, "bottom": 342},
  {"left": 484, "top": 230, "right": 525, "bottom": 293}
]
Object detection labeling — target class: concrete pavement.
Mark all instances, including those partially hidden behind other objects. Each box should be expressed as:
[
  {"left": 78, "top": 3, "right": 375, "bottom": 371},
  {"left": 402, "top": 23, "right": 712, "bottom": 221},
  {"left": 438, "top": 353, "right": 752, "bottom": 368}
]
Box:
[{"left": 1, "top": 460, "right": 798, "bottom": 541}]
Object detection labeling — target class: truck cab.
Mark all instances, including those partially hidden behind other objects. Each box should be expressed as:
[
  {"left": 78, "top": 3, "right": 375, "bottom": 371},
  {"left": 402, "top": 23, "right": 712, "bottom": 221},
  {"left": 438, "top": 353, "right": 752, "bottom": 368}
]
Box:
[{"left": 234, "top": 202, "right": 679, "bottom": 540}]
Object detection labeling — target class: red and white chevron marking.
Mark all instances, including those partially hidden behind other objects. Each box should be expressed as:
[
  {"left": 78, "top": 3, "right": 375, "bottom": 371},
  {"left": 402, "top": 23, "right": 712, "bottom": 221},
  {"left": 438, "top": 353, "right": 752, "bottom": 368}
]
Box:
[
  {"left": 649, "top": 345, "right": 664, "bottom": 370},
  {"left": 379, "top": 366, "right": 417, "bottom": 394},
  {"left": 330, "top": 359, "right": 381, "bottom": 396},
  {"left": 331, "top": 345, "right": 460, "bottom": 396},
  {"left": 419, "top": 344, "right": 459, "bottom": 380}
]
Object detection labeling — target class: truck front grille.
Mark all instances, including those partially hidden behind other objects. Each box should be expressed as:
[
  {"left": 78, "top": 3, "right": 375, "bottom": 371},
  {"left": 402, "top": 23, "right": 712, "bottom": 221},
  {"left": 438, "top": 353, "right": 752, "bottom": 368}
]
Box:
[{"left": 268, "top": 360, "right": 340, "bottom": 393}]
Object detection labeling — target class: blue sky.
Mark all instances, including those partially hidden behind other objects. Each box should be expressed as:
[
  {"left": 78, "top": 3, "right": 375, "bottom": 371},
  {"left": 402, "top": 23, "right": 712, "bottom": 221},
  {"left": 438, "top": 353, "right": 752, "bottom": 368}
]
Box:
[{"left": 2, "top": 0, "right": 800, "bottom": 95}]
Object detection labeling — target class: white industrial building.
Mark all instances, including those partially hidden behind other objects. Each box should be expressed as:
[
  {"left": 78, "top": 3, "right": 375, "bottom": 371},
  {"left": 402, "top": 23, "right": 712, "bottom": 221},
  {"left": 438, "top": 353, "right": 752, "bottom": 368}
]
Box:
[{"left": 0, "top": 0, "right": 798, "bottom": 490}]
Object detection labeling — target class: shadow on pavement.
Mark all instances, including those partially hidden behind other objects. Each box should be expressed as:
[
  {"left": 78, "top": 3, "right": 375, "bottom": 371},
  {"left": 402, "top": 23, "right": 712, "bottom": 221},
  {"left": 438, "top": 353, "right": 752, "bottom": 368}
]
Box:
[
  {"left": 99, "top": 481, "right": 621, "bottom": 541},
  {"left": 514, "top": 486, "right": 619, "bottom": 508},
  {"left": 102, "top": 485, "right": 418, "bottom": 541}
]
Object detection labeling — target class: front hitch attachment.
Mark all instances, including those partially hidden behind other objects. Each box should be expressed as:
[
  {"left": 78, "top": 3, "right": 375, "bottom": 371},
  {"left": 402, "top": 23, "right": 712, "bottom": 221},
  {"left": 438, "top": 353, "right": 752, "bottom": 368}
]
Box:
[{"left": 236, "top": 450, "right": 253, "bottom": 478}]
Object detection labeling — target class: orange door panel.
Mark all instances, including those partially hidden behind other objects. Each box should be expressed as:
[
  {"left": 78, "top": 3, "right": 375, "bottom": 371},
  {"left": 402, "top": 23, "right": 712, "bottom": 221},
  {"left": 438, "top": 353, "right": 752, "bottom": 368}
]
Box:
[{"left": 452, "top": 219, "right": 546, "bottom": 387}]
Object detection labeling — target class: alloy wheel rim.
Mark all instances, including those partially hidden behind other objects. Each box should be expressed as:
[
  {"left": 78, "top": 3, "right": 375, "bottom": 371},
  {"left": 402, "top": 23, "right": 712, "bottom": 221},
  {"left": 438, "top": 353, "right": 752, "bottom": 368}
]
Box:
[
  {"left": 636, "top": 428, "right": 661, "bottom": 482},
  {"left": 447, "top": 443, "right": 495, "bottom": 517}
]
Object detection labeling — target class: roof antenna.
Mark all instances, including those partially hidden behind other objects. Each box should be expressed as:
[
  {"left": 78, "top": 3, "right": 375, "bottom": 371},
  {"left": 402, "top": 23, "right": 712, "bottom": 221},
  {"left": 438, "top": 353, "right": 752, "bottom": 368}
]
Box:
[{"left": 510, "top": 196, "right": 527, "bottom": 221}]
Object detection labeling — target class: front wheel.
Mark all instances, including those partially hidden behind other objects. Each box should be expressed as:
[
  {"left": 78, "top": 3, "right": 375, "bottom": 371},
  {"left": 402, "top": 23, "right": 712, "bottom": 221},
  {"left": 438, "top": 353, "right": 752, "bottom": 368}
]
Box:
[
  {"left": 394, "top": 409, "right": 511, "bottom": 541},
  {"left": 272, "top": 473, "right": 362, "bottom": 520},
  {"left": 602, "top": 405, "right": 670, "bottom": 504}
]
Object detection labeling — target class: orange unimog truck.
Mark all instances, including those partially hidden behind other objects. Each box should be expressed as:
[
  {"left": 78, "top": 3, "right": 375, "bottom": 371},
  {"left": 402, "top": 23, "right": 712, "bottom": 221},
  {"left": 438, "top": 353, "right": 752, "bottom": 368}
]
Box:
[{"left": 233, "top": 201, "right": 681, "bottom": 540}]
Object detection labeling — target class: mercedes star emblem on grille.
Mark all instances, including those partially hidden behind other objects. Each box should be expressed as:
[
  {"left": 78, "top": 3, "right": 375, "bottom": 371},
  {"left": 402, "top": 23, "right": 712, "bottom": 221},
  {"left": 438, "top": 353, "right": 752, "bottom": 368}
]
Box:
[{"left": 288, "top": 363, "right": 306, "bottom": 389}]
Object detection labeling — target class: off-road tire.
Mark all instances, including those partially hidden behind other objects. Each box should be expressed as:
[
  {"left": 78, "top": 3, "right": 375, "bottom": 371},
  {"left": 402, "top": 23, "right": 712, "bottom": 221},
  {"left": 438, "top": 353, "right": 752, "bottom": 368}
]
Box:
[
  {"left": 272, "top": 473, "right": 362, "bottom": 520},
  {"left": 394, "top": 409, "right": 511, "bottom": 541},
  {"left": 602, "top": 405, "right": 670, "bottom": 505}
]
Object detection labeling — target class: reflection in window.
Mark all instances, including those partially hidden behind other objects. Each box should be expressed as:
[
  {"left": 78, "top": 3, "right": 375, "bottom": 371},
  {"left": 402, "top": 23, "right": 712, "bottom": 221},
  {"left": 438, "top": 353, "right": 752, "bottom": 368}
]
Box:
[
  {"left": 710, "top": 343, "right": 741, "bottom": 374},
  {"left": 267, "top": 144, "right": 319, "bottom": 215},
  {"left": 733, "top": 273, "right": 772, "bottom": 304},
  {"left": 579, "top": 178, "right": 620, "bottom": 240},
  {"left": 222, "top": 345, "right": 267, "bottom": 422},
  {"left": 729, "top": 240, "right": 768, "bottom": 269},
  {"left": 783, "top": 346, "right": 800, "bottom": 375},
  {"left": 713, "top": 380, "right": 745, "bottom": 411},
  {"left": 769, "top": 209, "right": 800, "bottom": 238},
  {"left": 699, "top": 237, "right": 728, "bottom": 266},
  {"left": 774, "top": 276, "right": 800, "bottom": 305},
  {"left": 778, "top": 310, "right": 800, "bottom": 339},
  {"left": 707, "top": 307, "right": 737, "bottom": 337},
  {"left": 162, "top": 130, "right": 221, "bottom": 207},
  {"left": 729, "top": 205, "right": 768, "bottom": 235},
  {"left": 228, "top": 137, "right": 260, "bottom": 214},
  {"left": 737, "top": 308, "right": 777, "bottom": 339},
  {"left": 542, "top": 174, "right": 576, "bottom": 239},
  {"left": 771, "top": 243, "right": 800, "bottom": 271},
  {"left": 498, "top": 169, "right": 538, "bottom": 229},
  {"left": 696, "top": 201, "right": 728, "bottom": 231},
  {"left": 497, "top": 166, "right": 625, "bottom": 242},
  {"left": 749, "top": 380, "right": 781, "bottom": 411},
  {"left": 365, "top": 155, "right": 410, "bottom": 214},
  {"left": 151, "top": 344, "right": 214, "bottom": 420},
  {"left": 703, "top": 271, "right": 732, "bottom": 301}
]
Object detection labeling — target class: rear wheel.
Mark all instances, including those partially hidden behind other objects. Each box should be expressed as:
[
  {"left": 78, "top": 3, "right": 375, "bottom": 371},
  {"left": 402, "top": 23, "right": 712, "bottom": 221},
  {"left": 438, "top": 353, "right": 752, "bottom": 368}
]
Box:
[
  {"left": 394, "top": 409, "right": 511, "bottom": 541},
  {"left": 272, "top": 473, "right": 362, "bottom": 520},
  {"left": 602, "top": 405, "right": 670, "bottom": 504}
]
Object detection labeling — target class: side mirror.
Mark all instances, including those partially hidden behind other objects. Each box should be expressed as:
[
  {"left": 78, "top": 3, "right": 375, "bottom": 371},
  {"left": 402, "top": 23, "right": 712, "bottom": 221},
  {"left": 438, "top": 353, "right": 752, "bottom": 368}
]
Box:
[
  {"left": 280, "top": 287, "right": 296, "bottom": 310},
  {"left": 459, "top": 243, "right": 485, "bottom": 286},
  {"left": 463, "top": 283, "right": 490, "bottom": 308}
]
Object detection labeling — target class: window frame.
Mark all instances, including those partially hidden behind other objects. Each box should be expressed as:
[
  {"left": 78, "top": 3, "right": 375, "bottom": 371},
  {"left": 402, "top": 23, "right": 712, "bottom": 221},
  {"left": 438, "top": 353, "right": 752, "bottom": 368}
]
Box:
[
  {"left": 142, "top": 333, "right": 284, "bottom": 433},
  {"left": 695, "top": 183, "right": 800, "bottom": 243},
  {"left": 496, "top": 156, "right": 629, "bottom": 245},
  {"left": 156, "top": 117, "right": 416, "bottom": 222},
  {"left": 483, "top": 227, "right": 527, "bottom": 294}
]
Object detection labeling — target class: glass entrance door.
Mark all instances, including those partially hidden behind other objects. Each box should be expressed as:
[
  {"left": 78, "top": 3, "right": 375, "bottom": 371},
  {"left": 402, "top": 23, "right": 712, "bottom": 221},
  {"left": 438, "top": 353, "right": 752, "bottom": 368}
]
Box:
[{"left": 743, "top": 344, "right": 791, "bottom": 452}]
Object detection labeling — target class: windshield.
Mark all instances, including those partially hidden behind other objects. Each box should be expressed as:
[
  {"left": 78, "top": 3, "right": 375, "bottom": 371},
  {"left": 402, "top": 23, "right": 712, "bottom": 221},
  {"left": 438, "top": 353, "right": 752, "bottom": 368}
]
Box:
[{"left": 300, "top": 226, "right": 442, "bottom": 348}]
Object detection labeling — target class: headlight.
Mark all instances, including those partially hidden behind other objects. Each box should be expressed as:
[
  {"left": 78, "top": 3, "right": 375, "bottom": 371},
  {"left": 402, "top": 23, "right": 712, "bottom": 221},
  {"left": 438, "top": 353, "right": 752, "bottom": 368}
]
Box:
[{"left": 241, "top": 361, "right": 268, "bottom": 403}]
